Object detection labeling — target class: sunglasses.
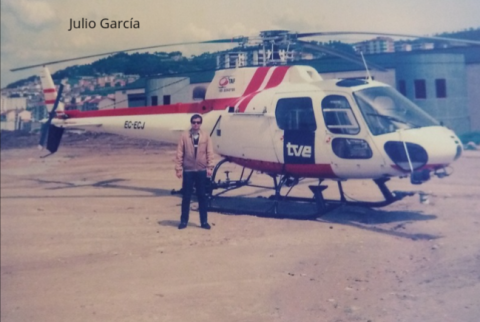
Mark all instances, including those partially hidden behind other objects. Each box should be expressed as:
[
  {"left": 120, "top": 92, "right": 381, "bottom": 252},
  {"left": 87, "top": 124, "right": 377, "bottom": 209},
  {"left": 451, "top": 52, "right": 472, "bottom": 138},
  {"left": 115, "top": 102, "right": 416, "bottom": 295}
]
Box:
[{"left": 191, "top": 121, "right": 202, "bottom": 124}]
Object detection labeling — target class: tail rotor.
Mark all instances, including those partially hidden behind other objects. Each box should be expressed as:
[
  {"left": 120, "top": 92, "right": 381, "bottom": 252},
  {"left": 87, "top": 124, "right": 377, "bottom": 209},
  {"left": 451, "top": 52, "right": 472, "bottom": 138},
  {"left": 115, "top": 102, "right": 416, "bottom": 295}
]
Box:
[{"left": 38, "top": 83, "right": 64, "bottom": 154}]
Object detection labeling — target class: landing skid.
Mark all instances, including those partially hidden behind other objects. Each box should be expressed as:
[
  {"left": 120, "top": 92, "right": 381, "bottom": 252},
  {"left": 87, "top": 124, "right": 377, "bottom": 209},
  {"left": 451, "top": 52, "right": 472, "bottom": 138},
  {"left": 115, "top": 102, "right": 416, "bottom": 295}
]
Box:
[{"left": 205, "top": 158, "right": 415, "bottom": 219}]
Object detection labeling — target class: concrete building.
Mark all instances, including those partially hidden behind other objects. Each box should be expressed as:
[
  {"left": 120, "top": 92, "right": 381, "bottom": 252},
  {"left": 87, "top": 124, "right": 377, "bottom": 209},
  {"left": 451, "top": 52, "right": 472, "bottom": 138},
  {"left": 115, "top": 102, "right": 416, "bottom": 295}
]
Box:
[
  {"left": 395, "top": 53, "right": 469, "bottom": 132},
  {"left": 145, "top": 77, "right": 190, "bottom": 106},
  {"left": 114, "top": 79, "right": 146, "bottom": 108},
  {"left": 144, "top": 72, "right": 213, "bottom": 106},
  {"left": 467, "top": 57, "right": 480, "bottom": 132}
]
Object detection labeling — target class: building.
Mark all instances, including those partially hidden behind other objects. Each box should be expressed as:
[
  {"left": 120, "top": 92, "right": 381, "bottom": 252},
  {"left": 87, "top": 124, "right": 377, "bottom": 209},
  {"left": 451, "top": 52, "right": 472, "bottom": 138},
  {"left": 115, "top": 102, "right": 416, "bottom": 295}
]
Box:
[
  {"left": 412, "top": 42, "right": 435, "bottom": 51},
  {"left": 114, "top": 79, "right": 146, "bottom": 108},
  {"left": 354, "top": 37, "right": 395, "bottom": 55},
  {"left": 83, "top": 98, "right": 102, "bottom": 111},
  {"left": 1, "top": 96, "right": 27, "bottom": 114},
  {"left": 98, "top": 97, "right": 115, "bottom": 110},
  {"left": 0, "top": 109, "right": 31, "bottom": 131},
  {"left": 395, "top": 42, "right": 413, "bottom": 52},
  {"left": 0, "top": 96, "right": 29, "bottom": 131},
  {"left": 145, "top": 77, "right": 188, "bottom": 106},
  {"left": 395, "top": 53, "right": 469, "bottom": 131}
]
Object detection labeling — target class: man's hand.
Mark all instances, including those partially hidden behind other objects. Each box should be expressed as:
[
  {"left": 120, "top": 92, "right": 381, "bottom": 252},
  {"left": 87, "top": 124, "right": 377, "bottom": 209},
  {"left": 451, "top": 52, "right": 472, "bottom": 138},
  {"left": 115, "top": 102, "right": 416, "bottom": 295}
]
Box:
[
  {"left": 207, "top": 168, "right": 213, "bottom": 177},
  {"left": 176, "top": 171, "right": 182, "bottom": 179}
]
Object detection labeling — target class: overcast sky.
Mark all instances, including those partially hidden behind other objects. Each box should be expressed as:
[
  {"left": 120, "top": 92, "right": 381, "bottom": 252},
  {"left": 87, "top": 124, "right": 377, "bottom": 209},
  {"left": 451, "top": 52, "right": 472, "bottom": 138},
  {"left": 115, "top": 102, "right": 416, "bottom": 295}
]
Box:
[{"left": 1, "top": 0, "right": 479, "bottom": 87}]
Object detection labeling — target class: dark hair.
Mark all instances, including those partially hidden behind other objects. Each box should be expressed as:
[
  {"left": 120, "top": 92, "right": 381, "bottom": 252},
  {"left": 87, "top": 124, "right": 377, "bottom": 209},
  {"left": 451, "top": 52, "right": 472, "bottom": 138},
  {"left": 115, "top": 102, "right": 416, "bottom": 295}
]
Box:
[{"left": 190, "top": 114, "right": 202, "bottom": 123}]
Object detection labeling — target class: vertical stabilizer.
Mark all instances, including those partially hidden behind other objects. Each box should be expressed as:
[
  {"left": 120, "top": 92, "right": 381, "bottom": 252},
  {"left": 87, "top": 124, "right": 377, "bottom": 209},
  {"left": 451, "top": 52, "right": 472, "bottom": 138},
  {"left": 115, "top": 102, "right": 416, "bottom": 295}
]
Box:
[{"left": 40, "top": 66, "right": 64, "bottom": 114}]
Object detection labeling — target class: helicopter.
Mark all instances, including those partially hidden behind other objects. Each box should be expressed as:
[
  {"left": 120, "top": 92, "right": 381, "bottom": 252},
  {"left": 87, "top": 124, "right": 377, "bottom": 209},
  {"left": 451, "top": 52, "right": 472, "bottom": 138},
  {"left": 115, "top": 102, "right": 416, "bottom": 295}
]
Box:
[{"left": 12, "top": 30, "right": 479, "bottom": 218}]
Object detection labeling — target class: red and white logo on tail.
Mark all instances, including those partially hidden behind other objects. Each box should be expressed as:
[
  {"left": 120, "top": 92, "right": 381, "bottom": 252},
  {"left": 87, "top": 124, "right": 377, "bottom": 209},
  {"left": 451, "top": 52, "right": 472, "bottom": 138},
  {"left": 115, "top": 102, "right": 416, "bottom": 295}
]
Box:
[{"left": 40, "top": 66, "right": 64, "bottom": 114}]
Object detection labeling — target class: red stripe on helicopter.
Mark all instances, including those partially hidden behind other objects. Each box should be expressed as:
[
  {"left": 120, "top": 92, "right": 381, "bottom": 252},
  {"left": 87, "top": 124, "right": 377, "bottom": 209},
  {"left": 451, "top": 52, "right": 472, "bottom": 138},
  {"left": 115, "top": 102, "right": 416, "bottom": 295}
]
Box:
[
  {"left": 237, "top": 66, "right": 289, "bottom": 112},
  {"left": 226, "top": 156, "right": 337, "bottom": 178},
  {"left": 264, "top": 66, "right": 289, "bottom": 89},
  {"left": 63, "top": 98, "right": 239, "bottom": 118},
  {"left": 242, "top": 67, "right": 271, "bottom": 95},
  {"left": 43, "top": 88, "right": 56, "bottom": 93}
]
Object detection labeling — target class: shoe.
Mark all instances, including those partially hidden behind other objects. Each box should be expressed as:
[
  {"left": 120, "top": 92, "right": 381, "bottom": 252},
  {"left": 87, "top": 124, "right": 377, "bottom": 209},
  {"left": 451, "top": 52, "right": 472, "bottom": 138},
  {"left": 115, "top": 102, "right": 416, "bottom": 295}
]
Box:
[
  {"left": 201, "top": 222, "right": 211, "bottom": 230},
  {"left": 178, "top": 222, "right": 187, "bottom": 229}
]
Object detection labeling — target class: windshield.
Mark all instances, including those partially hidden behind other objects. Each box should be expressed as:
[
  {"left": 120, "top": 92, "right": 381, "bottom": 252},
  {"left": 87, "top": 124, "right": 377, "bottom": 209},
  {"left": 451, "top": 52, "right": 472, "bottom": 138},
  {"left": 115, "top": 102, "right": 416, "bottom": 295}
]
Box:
[{"left": 353, "top": 86, "right": 439, "bottom": 135}]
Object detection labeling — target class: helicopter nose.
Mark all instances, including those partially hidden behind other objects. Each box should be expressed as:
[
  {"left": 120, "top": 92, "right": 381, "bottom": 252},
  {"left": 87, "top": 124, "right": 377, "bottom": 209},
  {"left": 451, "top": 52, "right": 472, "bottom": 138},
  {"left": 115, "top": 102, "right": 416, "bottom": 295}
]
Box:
[
  {"left": 384, "top": 127, "right": 462, "bottom": 172},
  {"left": 422, "top": 128, "right": 462, "bottom": 166}
]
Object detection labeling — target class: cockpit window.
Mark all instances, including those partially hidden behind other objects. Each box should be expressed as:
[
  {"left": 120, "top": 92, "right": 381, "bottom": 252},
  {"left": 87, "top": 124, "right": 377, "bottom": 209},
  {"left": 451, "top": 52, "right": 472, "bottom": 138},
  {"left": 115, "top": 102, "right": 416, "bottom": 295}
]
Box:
[
  {"left": 353, "top": 86, "right": 439, "bottom": 136},
  {"left": 322, "top": 95, "right": 360, "bottom": 135}
]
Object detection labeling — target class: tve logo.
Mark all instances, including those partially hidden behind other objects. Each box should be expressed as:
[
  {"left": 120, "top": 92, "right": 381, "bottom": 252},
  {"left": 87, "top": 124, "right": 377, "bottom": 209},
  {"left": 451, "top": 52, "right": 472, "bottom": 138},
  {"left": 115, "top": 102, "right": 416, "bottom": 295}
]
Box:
[
  {"left": 283, "top": 131, "right": 315, "bottom": 164},
  {"left": 286, "top": 142, "right": 312, "bottom": 158}
]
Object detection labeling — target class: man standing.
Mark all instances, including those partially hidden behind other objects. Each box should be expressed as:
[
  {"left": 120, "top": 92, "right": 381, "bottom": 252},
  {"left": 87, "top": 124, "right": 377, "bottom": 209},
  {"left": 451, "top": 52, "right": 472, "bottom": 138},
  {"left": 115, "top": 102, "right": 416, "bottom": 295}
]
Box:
[{"left": 175, "top": 114, "right": 214, "bottom": 230}]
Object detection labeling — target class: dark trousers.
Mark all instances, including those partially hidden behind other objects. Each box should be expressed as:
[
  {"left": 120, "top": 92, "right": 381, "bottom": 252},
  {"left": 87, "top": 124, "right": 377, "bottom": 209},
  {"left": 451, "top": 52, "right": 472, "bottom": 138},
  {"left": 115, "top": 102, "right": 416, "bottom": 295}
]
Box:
[{"left": 181, "top": 170, "right": 208, "bottom": 224}]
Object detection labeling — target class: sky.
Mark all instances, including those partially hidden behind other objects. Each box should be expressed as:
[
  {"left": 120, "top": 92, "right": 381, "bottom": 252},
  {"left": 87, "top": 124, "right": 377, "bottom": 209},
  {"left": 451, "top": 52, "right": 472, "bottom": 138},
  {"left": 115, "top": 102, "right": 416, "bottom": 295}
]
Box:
[{"left": 1, "top": 0, "right": 479, "bottom": 87}]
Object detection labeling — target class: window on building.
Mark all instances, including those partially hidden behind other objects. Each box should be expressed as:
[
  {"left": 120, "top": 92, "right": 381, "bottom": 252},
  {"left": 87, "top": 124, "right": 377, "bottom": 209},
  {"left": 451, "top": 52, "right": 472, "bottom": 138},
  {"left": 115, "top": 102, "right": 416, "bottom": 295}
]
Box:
[
  {"left": 435, "top": 79, "right": 447, "bottom": 98},
  {"left": 151, "top": 95, "right": 158, "bottom": 106},
  {"left": 414, "top": 79, "right": 426, "bottom": 99},
  {"left": 275, "top": 97, "right": 316, "bottom": 131},
  {"left": 322, "top": 95, "right": 360, "bottom": 135},
  {"left": 398, "top": 80, "right": 407, "bottom": 96},
  {"left": 163, "top": 95, "right": 171, "bottom": 105},
  {"left": 127, "top": 94, "right": 146, "bottom": 108}
]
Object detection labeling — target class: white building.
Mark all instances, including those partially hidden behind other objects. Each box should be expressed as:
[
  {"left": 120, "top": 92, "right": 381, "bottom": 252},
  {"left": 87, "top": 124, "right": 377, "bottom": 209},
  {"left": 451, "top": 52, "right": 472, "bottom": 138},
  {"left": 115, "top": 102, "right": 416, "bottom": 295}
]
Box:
[
  {"left": 0, "top": 109, "right": 31, "bottom": 131},
  {"left": 1, "top": 96, "right": 27, "bottom": 113},
  {"left": 0, "top": 96, "right": 29, "bottom": 131},
  {"left": 354, "top": 37, "right": 395, "bottom": 55}
]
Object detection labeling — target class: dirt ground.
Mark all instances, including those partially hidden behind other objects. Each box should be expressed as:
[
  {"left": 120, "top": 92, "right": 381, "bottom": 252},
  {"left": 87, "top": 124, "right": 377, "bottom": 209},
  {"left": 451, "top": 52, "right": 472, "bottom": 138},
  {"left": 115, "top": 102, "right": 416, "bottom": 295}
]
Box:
[{"left": 1, "top": 134, "right": 480, "bottom": 322}]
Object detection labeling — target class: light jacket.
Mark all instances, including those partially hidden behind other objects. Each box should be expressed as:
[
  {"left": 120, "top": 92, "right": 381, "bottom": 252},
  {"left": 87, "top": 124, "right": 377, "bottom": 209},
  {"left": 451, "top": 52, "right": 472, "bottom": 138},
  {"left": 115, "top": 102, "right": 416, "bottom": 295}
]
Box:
[{"left": 175, "top": 129, "right": 214, "bottom": 173}]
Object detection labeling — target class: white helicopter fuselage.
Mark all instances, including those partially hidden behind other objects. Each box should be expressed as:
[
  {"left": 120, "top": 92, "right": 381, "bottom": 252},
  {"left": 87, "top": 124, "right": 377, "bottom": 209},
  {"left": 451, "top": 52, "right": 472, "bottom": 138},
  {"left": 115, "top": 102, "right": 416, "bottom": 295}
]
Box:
[{"left": 50, "top": 65, "right": 462, "bottom": 181}]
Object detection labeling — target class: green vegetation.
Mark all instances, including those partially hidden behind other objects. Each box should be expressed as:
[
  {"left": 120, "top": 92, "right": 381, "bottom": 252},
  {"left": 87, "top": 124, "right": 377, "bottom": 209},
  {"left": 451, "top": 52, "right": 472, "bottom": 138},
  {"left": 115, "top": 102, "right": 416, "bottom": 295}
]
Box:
[
  {"left": 6, "top": 75, "right": 39, "bottom": 89},
  {"left": 438, "top": 27, "right": 480, "bottom": 41},
  {"left": 81, "top": 86, "right": 120, "bottom": 96},
  {"left": 51, "top": 51, "right": 218, "bottom": 81}
]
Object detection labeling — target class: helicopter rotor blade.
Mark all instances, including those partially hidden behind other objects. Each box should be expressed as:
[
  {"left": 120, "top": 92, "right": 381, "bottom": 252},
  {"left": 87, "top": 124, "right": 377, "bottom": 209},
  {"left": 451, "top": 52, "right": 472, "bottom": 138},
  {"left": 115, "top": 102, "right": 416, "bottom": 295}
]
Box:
[
  {"left": 10, "top": 30, "right": 478, "bottom": 73},
  {"left": 297, "top": 40, "right": 387, "bottom": 72},
  {"left": 11, "top": 37, "right": 247, "bottom": 72},
  {"left": 296, "top": 31, "right": 480, "bottom": 46}
]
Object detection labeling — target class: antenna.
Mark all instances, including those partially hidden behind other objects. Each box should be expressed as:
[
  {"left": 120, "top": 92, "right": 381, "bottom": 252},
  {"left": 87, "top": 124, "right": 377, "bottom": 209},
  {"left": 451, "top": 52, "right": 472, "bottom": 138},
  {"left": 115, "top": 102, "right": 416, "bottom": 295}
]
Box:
[{"left": 360, "top": 51, "right": 372, "bottom": 81}]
